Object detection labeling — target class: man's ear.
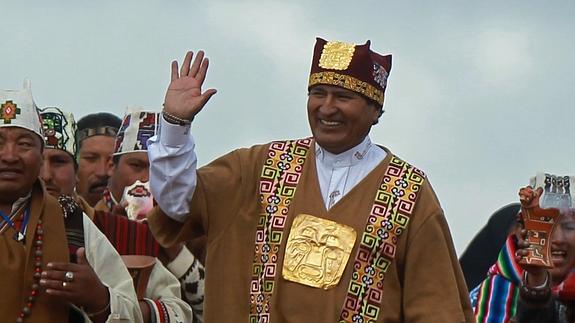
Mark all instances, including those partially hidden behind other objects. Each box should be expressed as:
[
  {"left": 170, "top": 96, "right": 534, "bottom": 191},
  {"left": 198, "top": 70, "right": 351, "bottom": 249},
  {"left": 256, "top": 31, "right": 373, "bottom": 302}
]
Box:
[{"left": 372, "top": 105, "right": 383, "bottom": 126}]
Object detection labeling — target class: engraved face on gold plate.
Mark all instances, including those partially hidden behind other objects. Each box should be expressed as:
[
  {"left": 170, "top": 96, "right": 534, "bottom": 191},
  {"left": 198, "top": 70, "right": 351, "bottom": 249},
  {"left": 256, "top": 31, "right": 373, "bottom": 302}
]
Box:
[
  {"left": 319, "top": 41, "right": 356, "bottom": 70},
  {"left": 282, "top": 214, "right": 357, "bottom": 289}
]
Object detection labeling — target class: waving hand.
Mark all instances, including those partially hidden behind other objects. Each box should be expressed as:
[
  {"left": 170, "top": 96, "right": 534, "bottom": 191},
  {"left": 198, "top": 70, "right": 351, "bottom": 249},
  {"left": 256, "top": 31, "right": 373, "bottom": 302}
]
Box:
[{"left": 164, "top": 50, "right": 217, "bottom": 121}]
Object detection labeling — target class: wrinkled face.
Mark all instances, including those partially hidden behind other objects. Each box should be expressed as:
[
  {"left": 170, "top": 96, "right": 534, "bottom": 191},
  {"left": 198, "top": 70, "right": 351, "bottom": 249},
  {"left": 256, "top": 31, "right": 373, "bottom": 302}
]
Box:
[
  {"left": 76, "top": 135, "right": 115, "bottom": 206},
  {"left": 307, "top": 85, "right": 381, "bottom": 154},
  {"left": 550, "top": 212, "right": 575, "bottom": 283},
  {"left": 0, "top": 127, "right": 43, "bottom": 202},
  {"left": 108, "top": 152, "right": 150, "bottom": 202},
  {"left": 40, "top": 148, "right": 76, "bottom": 197}
]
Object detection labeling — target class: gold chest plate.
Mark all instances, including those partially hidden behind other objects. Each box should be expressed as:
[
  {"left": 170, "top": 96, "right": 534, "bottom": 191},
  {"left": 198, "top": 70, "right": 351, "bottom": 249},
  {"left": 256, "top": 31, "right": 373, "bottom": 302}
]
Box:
[{"left": 282, "top": 214, "right": 357, "bottom": 289}]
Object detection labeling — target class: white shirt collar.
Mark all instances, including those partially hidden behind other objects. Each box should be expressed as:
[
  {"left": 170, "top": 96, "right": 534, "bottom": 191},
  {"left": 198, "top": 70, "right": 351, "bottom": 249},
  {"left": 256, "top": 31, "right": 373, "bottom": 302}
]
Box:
[{"left": 315, "top": 136, "right": 373, "bottom": 168}]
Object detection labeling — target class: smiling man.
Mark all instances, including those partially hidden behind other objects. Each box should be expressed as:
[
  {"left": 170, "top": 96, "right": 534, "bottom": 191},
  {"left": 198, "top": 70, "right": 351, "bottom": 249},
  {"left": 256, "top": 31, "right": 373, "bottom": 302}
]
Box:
[{"left": 146, "top": 38, "right": 474, "bottom": 322}]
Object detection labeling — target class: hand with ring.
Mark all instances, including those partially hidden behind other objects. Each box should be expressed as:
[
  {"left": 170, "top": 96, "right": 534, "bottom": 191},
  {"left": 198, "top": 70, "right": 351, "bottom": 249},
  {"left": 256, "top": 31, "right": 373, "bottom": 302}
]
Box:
[
  {"left": 65, "top": 271, "right": 74, "bottom": 282},
  {"left": 40, "top": 247, "right": 110, "bottom": 318}
]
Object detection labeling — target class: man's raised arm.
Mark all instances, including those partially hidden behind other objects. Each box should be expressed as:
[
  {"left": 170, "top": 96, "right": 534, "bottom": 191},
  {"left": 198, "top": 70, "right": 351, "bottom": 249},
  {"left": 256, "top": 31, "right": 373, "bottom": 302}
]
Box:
[{"left": 148, "top": 50, "right": 217, "bottom": 222}]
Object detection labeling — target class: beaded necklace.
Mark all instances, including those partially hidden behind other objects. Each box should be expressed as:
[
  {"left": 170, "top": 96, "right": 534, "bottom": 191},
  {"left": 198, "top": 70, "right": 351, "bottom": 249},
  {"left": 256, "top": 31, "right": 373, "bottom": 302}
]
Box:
[{"left": 13, "top": 211, "right": 43, "bottom": 323}]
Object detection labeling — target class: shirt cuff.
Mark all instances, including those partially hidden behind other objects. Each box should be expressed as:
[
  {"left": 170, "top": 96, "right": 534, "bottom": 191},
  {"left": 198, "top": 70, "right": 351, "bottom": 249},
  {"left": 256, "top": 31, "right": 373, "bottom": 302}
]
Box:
[
  {"left": 159, "top": 114, "right": 192, "bottom": 147},
  {"left": 166, "top": 246, "right": 196, "bottom": 279},
  {"left": 105, "top": 284, "right": 133, "bottom": 321}
]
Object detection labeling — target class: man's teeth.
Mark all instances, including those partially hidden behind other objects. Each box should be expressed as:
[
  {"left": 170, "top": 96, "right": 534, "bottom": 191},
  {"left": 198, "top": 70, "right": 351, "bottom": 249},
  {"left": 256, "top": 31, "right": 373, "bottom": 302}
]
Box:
[
  {"left": 320, "top": 120, "right": 341, "bottom": 126},
  {"left": 552, "top": 251, "right": 566, "bottom": 256}
]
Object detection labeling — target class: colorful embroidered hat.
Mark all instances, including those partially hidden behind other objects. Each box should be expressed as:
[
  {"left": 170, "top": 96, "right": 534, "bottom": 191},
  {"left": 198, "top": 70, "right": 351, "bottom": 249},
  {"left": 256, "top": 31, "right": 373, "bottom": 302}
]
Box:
[
  {"left": 308, "top": 37, "right": 392, "bottom": 107},
  {"left": 113, "top": 108, "right": 158, "bottom": 155},
  {"left": 0, "top": 80, "right": 43, "bottom": 139},
  {"left": 39, "top": 107, "right": 77, "bottom": 158}
]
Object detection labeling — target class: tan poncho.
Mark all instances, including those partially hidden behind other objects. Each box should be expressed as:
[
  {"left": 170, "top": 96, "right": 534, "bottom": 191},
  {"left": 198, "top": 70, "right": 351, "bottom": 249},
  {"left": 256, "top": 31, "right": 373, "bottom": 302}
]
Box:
[
  {"left": 149, "top": 142, "right": 474, "bottom": 322},
  {"left": 0, "top": 182, "right": 69, "bottom": 322}
]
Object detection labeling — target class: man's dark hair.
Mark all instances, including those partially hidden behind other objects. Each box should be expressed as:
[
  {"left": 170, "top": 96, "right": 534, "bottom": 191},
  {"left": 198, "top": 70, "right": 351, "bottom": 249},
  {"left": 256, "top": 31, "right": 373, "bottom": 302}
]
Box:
[
  {"left": 76, "top": 112, "right": 122, "bottom": 150},
  {"left": 112, "top": 154, "right": 121, "bottom": 166}
]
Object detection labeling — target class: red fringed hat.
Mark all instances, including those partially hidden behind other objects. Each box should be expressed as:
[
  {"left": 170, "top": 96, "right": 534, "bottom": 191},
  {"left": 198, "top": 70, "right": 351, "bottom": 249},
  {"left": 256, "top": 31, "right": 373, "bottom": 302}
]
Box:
[{"left": 308, "top": 37, "right": 392, "bottom": 107}]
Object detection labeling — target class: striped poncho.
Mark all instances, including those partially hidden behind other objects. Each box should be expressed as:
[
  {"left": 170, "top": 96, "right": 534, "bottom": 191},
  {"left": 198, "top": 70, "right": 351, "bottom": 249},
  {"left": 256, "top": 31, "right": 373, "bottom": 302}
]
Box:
[
  {"left": 471, "top": 234, "right": 575, "bottom": 323},
  {"left": 471, "top": 235, "right": 523, "bottom": 322}
]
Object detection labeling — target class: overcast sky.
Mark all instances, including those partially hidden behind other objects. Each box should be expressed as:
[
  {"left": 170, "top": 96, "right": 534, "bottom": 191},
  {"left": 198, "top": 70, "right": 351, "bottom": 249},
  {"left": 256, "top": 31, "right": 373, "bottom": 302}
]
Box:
[{"left": 2, "top": 0, "right": 574, "bottom": 254}]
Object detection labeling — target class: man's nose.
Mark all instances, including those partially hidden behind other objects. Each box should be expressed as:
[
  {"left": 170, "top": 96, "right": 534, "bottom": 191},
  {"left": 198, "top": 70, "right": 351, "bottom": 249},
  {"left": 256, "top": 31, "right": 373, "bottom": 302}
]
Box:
[
  {"left": 141, "top": 171, "right": 150, "bottom": 183},
  {"left": 0, "top": 143, "right": 19, "bottom": 163},
  {"left": 319, "top": 94, "right": 338, "bottom": 114},
  {"left": 95, "top": 159, "right": 109, "bottom": 176},
  {"left": 39, "top": 161, "right": 51, "bottom": 182}
]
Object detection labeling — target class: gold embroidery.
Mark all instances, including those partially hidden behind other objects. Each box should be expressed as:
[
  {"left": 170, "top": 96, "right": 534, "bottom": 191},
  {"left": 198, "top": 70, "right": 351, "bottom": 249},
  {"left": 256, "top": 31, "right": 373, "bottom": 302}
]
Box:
[
  {"left": 309, "top": 71, "right": 385, "bottom": 105},
  {"left": 283, "top": 214, "right": 356, "bottom": 289},
  {"left": 319, "top": 41, "right": 356, "bottom": 70}
]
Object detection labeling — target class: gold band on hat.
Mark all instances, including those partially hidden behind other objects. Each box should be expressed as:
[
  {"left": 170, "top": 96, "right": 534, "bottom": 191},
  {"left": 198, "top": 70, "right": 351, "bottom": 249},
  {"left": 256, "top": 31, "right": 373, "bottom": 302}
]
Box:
[{"left": 309, "top": 71, "right": 384, "bottom": 105}]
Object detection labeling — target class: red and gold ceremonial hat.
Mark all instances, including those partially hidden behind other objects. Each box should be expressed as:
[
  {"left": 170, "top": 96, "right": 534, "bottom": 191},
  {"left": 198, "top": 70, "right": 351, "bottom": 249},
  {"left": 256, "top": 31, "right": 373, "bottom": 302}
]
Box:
[
  {"left": 0, "top": 80, "right": 43, "bottom": 139},
  {"left": 113, "top": 107, "right": 158, "bottom": 155},
  {"left": 308, "top": 37, "right": 392, "bottom": 107}
]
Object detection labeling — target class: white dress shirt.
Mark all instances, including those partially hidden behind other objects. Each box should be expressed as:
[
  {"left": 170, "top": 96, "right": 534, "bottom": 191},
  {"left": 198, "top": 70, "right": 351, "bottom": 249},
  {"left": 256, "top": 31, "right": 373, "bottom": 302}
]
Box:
[
  {"left": 148, "top": 116, "right": 386, "bottom": 221},
  {"left": 148, "top": 117, "right": 197, "bottom": 222},
  {"left": 315, "top": 136, "right": 386, "bottom": 209}
]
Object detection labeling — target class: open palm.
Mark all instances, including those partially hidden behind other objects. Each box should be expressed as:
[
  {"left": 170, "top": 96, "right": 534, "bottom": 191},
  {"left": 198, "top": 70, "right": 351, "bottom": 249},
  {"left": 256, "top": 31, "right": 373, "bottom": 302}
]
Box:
[{"left": 164, "top": 50, "right": 217, "bottom": 121}]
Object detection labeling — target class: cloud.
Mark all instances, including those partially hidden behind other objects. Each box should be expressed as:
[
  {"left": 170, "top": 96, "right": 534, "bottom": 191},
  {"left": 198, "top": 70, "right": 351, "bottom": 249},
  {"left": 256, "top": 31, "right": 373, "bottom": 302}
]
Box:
[
  {"left": 204, "top": 1, "right": 312, "bottom": 75},
  {"left": 467, "top": 27, "right": 534, "bottom": 86}
]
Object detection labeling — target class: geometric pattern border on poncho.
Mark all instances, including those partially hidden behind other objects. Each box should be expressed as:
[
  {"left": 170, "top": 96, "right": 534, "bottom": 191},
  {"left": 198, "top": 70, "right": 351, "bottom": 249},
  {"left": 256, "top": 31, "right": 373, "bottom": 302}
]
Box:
[
  {"left": 250, "top": 138, "right": 312, "bottom": 323},
  {"left": 339, "top": 155, "right": 425, "bottom": 322}
]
